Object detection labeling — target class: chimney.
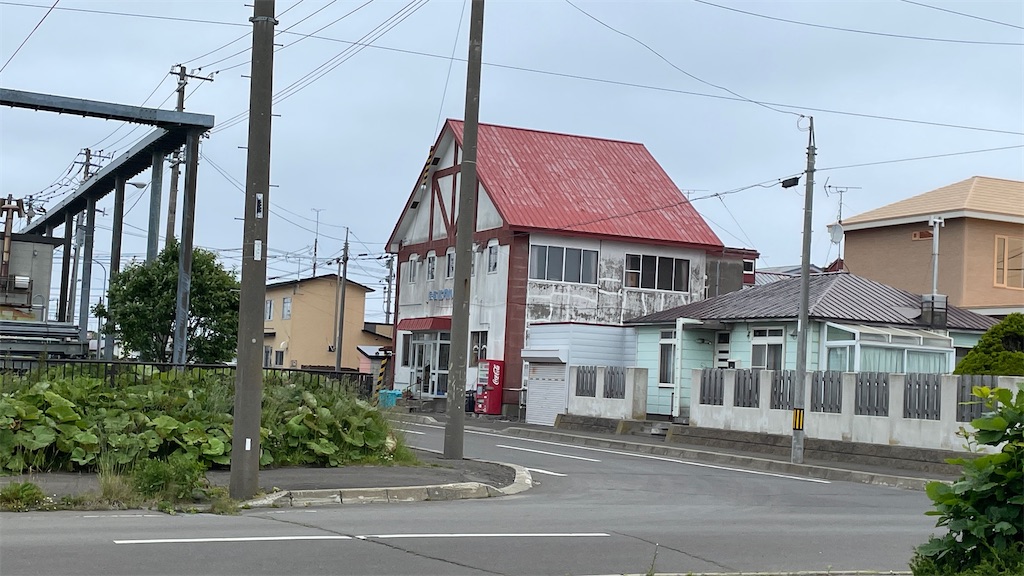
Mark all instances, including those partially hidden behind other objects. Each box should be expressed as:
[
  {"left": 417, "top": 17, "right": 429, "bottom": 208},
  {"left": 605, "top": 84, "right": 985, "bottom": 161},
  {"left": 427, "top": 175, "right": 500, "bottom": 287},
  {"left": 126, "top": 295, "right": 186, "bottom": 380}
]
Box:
[{"left": 921, "top": 293, "right": 948, "bottom": 330}]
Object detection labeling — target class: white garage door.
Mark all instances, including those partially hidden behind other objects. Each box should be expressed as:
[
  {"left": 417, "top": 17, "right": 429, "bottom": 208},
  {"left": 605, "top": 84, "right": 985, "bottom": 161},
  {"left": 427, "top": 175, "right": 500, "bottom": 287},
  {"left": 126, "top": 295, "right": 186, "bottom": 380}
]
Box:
[{"left": 525, "top": 363, "right": 567, "bottom": 427}]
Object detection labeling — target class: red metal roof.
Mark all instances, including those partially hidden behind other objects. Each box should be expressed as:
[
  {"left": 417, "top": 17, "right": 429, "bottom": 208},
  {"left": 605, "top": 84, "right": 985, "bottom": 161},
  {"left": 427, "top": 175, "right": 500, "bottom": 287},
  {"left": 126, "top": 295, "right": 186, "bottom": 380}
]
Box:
[
  {"left": 396, "top": 316, "right": 452, "bottom": 332},
  {"left": 448, "top": 120, "right": 723, "bottom": 248}
]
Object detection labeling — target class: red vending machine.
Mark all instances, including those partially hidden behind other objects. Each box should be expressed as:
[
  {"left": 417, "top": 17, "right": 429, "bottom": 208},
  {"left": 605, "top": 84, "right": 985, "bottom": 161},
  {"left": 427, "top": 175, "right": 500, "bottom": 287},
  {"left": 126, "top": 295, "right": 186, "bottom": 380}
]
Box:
[{"left": 475, "top": 359, "right": 505, "bottom": 415}]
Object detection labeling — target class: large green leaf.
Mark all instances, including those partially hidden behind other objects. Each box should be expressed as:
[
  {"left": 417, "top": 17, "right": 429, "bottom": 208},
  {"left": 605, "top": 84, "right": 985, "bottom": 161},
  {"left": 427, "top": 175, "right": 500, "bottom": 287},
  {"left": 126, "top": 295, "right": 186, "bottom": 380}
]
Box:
[
  {"left": 150, "top": 415, "right": 182, "bottom": 437},
  {"left": 45, "top": 404, "right": 80, "bottom": 423}
]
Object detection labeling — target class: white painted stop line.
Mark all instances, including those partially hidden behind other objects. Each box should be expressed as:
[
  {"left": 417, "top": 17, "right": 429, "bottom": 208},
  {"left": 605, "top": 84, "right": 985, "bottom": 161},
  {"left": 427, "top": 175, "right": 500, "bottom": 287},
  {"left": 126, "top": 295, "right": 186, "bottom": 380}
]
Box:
[{"left": 115, "top": 535, "right": 352, "bottom": 544}]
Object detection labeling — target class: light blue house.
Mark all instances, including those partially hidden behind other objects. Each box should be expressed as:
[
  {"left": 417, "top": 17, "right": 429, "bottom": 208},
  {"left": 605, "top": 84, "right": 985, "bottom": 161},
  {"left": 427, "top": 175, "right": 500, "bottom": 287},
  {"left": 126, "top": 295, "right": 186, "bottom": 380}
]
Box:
[{"left": 627, "top": 273, "right": 997, "bottom": 419}]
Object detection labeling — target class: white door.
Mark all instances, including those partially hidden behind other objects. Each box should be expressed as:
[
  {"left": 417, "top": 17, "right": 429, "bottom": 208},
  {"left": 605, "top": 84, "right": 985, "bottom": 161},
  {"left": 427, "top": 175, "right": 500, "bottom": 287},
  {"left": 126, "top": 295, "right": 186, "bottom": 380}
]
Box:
[{"left": 525, "top": 363, "right": 567, "bottom": 426}]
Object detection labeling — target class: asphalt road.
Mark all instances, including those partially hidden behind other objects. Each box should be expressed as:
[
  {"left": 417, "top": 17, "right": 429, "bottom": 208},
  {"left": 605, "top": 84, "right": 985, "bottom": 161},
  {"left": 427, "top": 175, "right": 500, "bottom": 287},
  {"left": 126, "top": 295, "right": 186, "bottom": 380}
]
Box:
[{"left": 0, "top": 422, "right": 939, "bottom": 576}]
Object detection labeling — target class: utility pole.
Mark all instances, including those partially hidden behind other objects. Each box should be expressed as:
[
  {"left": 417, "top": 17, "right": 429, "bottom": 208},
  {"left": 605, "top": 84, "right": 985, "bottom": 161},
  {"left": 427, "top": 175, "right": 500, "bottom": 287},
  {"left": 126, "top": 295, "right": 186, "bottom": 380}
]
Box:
[
  {"left": 165, "top": 64, "right": 213, "bottom": 246},
  {"left": 311, "top": 208, "right": 324, "bottom": 277},
  {"left": 384, "top": 254, "right": 394, "bottom": 325},
  {"left": 67, "top": 148, "right": 92, "bottom": 324},
  {"left": 334, "top": 227, "right": 349, "bottom": 371},
  {"left": 445, "top": 0, "right": 485, "bottom": 460},
  {"left": 792, "top": 116, "right": 815, "bottom": 465},
  {"left": 230, "top": 0, "right": 276, "bottom": 501}
]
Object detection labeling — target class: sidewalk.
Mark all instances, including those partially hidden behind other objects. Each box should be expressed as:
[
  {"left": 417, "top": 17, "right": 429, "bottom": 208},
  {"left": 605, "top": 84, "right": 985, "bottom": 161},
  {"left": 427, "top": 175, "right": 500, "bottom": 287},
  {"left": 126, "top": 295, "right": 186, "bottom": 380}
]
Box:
[{"left": 402, "top": 412, "right": 960, "bottom": 490}]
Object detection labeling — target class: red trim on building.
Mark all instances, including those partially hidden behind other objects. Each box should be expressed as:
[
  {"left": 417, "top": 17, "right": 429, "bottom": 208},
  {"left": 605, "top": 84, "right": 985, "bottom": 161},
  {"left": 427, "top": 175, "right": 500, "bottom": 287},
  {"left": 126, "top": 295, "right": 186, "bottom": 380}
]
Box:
[
  {"left": 502, "top": 233, "right": 530, "bottom": 408},
  {"left": 396, "top": 316, "right": 452, "bottom": 332}
]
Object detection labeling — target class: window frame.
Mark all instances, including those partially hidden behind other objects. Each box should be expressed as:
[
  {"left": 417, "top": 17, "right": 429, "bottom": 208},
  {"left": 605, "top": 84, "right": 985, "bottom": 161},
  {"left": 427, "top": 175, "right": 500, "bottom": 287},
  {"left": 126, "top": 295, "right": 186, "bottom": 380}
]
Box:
[
  {"left": 446, "top": 250, "right": 456, "bottom": 279},
  {"left": 274, "top": 350, "right": 285, "bottom": 366},
  {"left": 994, "top": 235, "right": 1024, "bottom": 290},
  {"left": 264, "top": 299, "right": 273, "bottom": 321},
  {"left": 407, "top": 256, "right": 419, "bottom": 284},
  {"left": 624, "top": 253, "right": 690, "bottom": 292},
  {"left": 487, "top": 244, "right": 499, "bottom": 273},
  {"left": 750, "top": 325, "right": 785, "bottom": 371},
  {"left": 658, "top": 329, "right": 676, "bottom": 388},
  {"left": 470, "top": 331, "right": 488, "bottom": 365},
  {"left": 282, "top": 296, "right": 292, "bottom": 320},
  {"left": 529, "top": 244, "right": 600, "bottom": 285},
  {"left": 426, "top": 254, "right": 436, "bottom": 281}
]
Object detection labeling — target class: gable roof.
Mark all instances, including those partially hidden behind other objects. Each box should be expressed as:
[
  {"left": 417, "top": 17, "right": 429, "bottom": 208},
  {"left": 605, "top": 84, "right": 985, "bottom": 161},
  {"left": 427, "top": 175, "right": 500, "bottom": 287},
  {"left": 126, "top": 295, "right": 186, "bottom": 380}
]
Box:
[
  {"left": 843, "top": 176, "right": 1024, "bottom": 229},
  {"left": 628, "top": 273, "right": 997, "bottom": 332},
  {"left": 389, "top": 120, "right": 724, "bottom": 250},
  {"left": 266, "top": 274, "right": 373, "bottom": 292}
]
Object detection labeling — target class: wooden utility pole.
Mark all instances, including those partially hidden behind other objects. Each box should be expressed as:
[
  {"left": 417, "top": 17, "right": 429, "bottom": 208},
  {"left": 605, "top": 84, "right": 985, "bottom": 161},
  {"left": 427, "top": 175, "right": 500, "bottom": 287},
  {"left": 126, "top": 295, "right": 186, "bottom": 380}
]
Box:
[
  {"left": 230, "top": 0, "right": 276, "bottom": 500},
  {"left": 444, "top": 0, "right": 485, "bottom": 460}
]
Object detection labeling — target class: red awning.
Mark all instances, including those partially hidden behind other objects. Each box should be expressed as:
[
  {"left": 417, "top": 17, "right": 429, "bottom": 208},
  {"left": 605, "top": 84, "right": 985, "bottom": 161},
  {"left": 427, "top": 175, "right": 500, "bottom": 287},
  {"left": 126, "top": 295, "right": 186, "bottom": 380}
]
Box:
[{"left": 396, "top": 316, "right": 452, "bottom": 332}]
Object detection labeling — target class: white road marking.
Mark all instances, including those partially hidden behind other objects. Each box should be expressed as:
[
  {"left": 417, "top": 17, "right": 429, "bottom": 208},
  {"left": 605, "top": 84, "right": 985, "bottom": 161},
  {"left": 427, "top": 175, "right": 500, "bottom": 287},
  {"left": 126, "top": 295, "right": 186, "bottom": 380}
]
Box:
[
  {"left": 495, "top": 444, "right": 601, "bottom": 462},
  {"left": 394, "top": 428, "right": 425, "bottom": 435},
  {"left": 411, "top": 423, "right": 830, "bottom": 484},
  {"left": 115, "top": 535, "right": 353, "bottom": 544},
  {"left": 83, "top": 514, "right": 163, "bottom": 518},
  {"left": 526, "top": 467, "right": 567, "bottom": 477},
  {"left": 357, "top": 532, "right": 608, "bottom": 539}
]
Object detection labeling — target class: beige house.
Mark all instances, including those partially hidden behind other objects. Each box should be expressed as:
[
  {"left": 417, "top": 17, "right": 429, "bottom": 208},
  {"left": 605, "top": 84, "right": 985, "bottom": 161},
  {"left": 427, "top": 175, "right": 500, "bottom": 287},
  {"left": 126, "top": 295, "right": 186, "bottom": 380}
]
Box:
[
  {"left": 263, "top": 275, "right": 392, "bottom": 371},
  {"left": 842, "top": 176, "right": 1024, "bottom": 317}
]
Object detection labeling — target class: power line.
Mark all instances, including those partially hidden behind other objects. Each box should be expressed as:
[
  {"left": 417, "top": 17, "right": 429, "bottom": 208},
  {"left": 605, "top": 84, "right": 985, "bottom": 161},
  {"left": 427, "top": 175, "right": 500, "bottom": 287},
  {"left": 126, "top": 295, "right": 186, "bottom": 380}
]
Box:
[
  {"left": 564, "top": 0, "right": 797, "bottom": 117},
  {"left": 816, "top": 144, "right": 1024, "bottom": 172},
  {"left": 3, "top": 0, "right": 1018, "bottom": 137},
  {"left": 897, "top": 0, "right": 1024, "bottom": 31},
  {"left": 0, "top": 0, "right": 58, "bottom": 74},
  {"left": 692, "top": 0, "right": 1024, "bottom": 46},
  {"left": 433, "top": 0, "right": 467, "bottom": 135}
]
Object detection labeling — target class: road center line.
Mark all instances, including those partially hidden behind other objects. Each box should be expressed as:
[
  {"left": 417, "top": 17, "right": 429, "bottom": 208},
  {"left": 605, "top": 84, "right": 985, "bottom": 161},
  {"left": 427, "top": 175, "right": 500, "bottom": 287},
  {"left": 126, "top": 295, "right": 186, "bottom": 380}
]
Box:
[
  {"left": 357, "top": 533, "right": 608, "bottom": 539},
  {"left": 411, "top": 423, "right": 829, "bottom": 484},
  {"left": 114, "top": 536, "right": 352, "bottom": 545},
  {"left": 526, "top": 467, "right": 567, "bottom": 477},
  {"left": 495, "top": 444, "right": 601, "bottom": 462}
]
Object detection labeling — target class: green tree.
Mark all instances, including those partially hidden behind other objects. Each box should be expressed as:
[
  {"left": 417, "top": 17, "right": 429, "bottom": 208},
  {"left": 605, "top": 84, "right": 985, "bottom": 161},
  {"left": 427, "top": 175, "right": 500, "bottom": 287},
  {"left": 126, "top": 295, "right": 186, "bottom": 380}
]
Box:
[
  {"left": 954, "top": 313, "right": 1024, "bottom": 376},
  {"left": 96, "top": 240, "right": 239, "bottom": 363}
]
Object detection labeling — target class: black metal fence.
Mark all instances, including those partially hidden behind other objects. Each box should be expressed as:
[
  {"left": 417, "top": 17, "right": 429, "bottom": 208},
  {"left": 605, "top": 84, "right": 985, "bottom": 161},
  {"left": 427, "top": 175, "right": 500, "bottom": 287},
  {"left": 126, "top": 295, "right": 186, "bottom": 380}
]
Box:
[{"left": 0, "top": 358, "right": 373, "bottom": 399}]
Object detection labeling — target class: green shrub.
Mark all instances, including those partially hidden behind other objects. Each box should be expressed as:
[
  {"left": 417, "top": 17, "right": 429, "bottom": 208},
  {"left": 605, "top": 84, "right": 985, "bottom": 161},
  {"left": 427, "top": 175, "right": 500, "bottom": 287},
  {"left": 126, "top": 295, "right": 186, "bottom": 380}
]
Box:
[
  {"left": 911, "top": 383, "right": 1024, "bottom": 575},
  {"left": 955, "top": 313, "right": 1024, "bottom": 376},
  {"left": 132, "top": 453, "right": 206, "bottom": 500},
  {"left": 0, "top": 482, "right": 46, "bottom": 511}
]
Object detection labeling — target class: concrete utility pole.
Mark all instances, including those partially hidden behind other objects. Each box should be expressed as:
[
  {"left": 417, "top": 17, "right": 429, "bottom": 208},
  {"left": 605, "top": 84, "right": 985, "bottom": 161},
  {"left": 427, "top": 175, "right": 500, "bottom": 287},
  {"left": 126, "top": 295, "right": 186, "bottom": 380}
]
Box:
[
  {"left": 792, "top": 116, "right": 815, "bottom": 465},
  {"left": 445, "top": 0, "right": 485, "bottom": 460},
  {"left": 334, "top": 227, "right": 350, "bottom": 371},
  {"left": 147, "top": 151, "right": 165, "bottom": 262},
  {"left": 231, "top": 0, "right": 276, "bottom": 501},
  {"left": 384, "top": 254, "right": 394, "bottom": 325},
  {"left": 165, "top": 64, "right": 213, "bottom": 246},
  {"left": 311, "top": 208, "right": 324, "bottom": 277},
  {"left": 67, "top": 148, "right": 92, "bottom": 324}
]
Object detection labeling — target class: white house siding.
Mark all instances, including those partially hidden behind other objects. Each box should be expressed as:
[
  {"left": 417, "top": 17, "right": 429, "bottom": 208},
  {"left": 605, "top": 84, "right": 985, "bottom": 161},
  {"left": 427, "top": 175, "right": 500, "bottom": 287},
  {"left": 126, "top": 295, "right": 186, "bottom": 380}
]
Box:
[{"left": 525, "top": 233, "right": 707, "bottom": 325}]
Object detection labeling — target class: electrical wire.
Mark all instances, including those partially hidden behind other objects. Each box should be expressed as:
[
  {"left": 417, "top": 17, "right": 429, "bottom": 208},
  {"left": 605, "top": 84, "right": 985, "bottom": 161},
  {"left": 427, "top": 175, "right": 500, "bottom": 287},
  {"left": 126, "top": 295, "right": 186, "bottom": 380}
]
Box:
[
  {"left": 897, "top": 0, "right": 1024, "bottom": 31},
  {"left": 564, "top": 0, "right": 798, "bottom": 117},
  {"left": 432, "top": 0, "right": 467, "bottom": 135},
  {"left": 2, "top": 1, "right": 1017, "bottom": 136},
  {"left": 816, "top": 144, "right": 1024, "bottom": 172},
  {"left": 692, "top": 0, "right": 1024, "bottom": 46},
  {"left": 212, "top": 0, "right": 428, "bottom": 133},
  {"left": 0, "top": 0, "right": 58, "bottom": 74}
]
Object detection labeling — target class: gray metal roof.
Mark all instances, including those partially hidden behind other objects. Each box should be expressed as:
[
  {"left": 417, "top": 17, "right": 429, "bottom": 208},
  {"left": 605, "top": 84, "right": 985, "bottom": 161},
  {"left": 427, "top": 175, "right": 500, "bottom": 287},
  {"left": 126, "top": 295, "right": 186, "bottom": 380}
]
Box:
[{"left": 627, "top": 272, "right": 998, "bottom": 332}]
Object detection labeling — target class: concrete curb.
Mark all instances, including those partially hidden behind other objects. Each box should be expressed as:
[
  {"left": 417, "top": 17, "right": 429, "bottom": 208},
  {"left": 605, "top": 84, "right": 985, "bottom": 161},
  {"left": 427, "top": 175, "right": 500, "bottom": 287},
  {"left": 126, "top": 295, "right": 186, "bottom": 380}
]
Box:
[
  {"left": 505, "top": 427, "right": 939, "bottom": 491},
  {"left": 385, "top": 413, "right": 439, "bottom": 425},
  {"left": 601, "top": 572, "right": 911, "bottom": 576},
  {"left": 241, "top": 452, "right": 532, "bottom": 508}
]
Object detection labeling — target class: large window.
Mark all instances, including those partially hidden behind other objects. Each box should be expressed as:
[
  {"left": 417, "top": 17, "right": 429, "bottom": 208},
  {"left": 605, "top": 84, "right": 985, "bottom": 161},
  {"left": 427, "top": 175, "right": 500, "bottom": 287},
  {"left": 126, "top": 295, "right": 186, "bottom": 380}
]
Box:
[
  {"left": 995, "top": 235, "right": 1023, "bottom": 289},
  {"left": 659, "top": 330, "right": 676, "bottom": 386},
  {"left": 282, "top": 297, "right": 292, "bottom": 320},
  {"left": 625, "top": 254, "right": 689, "bottom": 292},
  {"left": 751, "top": 327, "right": 784, "bottom": 370},
  {"left": 529, "top": 245, "right": 598, "bottom": 284},
  {"left": 264, "top": 299, "right": 273, "bottom": 321},
  {"left": 470, "top": 331, "right": 488, "bottom": 364}
]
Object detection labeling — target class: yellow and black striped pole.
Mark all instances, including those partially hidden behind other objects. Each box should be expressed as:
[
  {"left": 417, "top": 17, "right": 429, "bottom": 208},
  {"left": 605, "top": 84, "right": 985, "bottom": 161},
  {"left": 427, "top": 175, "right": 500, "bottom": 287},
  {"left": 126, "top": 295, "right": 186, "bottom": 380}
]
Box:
[{"left": 372, "top": 354, "right": 390, "bottom": 406}]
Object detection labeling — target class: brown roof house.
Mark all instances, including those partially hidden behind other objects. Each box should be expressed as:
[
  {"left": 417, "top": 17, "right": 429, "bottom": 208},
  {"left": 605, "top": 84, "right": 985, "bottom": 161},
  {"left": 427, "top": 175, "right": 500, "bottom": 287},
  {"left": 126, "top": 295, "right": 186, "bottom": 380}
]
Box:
[{"left": 841, "top": 176, "right": 1024, "bottom": 317}]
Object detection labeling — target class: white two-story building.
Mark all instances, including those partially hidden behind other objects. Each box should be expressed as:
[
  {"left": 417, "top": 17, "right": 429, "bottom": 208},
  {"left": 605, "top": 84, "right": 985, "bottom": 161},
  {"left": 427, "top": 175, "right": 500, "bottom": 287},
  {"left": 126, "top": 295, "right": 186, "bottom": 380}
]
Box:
[{"left": 387, "top": 120, "right": 751, "bottom": 417}]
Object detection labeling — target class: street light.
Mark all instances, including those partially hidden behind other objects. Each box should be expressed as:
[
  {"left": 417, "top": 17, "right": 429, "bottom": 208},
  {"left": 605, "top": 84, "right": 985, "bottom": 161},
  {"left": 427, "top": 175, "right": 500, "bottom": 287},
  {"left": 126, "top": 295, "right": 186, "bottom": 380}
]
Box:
[{"left": 91, "top": 258, "right": 108, "bottom": 359}]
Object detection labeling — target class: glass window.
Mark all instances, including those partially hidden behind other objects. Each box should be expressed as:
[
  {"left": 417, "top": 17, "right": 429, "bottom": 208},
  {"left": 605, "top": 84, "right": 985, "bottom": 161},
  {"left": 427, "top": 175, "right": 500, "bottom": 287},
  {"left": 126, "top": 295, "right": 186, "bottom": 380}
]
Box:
[
  {"left": 446, "top": 252, "right": 455, "bottom": 278},
  {"left": 282, "top": 297, "right": 291, "bottom": 320},
  {"left": 546, "top": 247, "right": 564, "bottom": 281},
  {"left": 751, "top": 327, "right": 784, "bottom": 370},
  {"left": 274, "top": 350, "right": 284, "bottom": 366},
  {"left": 826, "top": 346, "right": 851, "bottom": 371},
  {"left": 426, "top": 255, "right": 436, "bottom": 280},
  {"left": 471, "top": 331, "right": 488, "bottom": 364},
  {"left": 581, "top": 250, "right": 598, "bottom": 284},
  {"left": 907, "top": 350, "right": 947, "bottom": 373},
  {"left": 657, "top": 257, "right": 674, "bottom": 291},
  {"left": 487, "top": 245, "right": 498, "bottom": 273},
  {"left": 264, "top": 299, "right": 273, "bottom": 321},
  {"left": 641, "top": 255, "right": 657, "bottom": 289},
  {"left": 659, "top": 343, "right": 675, "bottom": 384},
  {"left": 529, "top": 245, "right": 546, "bottom": 280},
  {"left": 401, "top": 334, "right": 411, "bottom": 366},
  {"left": 860, "top": 346, "right": 904, "bottom": 372},
  {"left": 743, "top": 260, "right": 755, "bottom": 273},
  {"left": 995, "top": 236, "right": 1023, "bottom": 289},
  {"left": 407, "top": 258, "right": 418, "bottom": 283},
  {"left": 564, "top": 248, "right": 582, "bottom": 283},
  {"left": 673, "top": 259, "right": 689, "bottom": 292},
  {"left": 827, "top": 325, "right": 855, "bottom": 341},
  {"left": 625, "top": 254, "right": 641, "bottom": 287},
  {"left": 263, "top": 346, "right": 272, "bottom": 367}
]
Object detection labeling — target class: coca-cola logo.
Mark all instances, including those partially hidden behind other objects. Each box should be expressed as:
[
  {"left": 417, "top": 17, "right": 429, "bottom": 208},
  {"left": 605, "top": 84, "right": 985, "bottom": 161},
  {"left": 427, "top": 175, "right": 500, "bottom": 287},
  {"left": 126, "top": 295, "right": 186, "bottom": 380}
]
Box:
[{"left": 491, "top": 364, "right": 501, "bottom": 386}]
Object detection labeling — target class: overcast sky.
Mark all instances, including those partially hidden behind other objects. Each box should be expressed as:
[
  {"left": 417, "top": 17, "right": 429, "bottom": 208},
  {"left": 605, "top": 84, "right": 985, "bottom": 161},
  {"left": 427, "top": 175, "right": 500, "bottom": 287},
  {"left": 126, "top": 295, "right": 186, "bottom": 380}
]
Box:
[{"left": 1, "top": 0, "right": 1022, "bottom": 324}]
